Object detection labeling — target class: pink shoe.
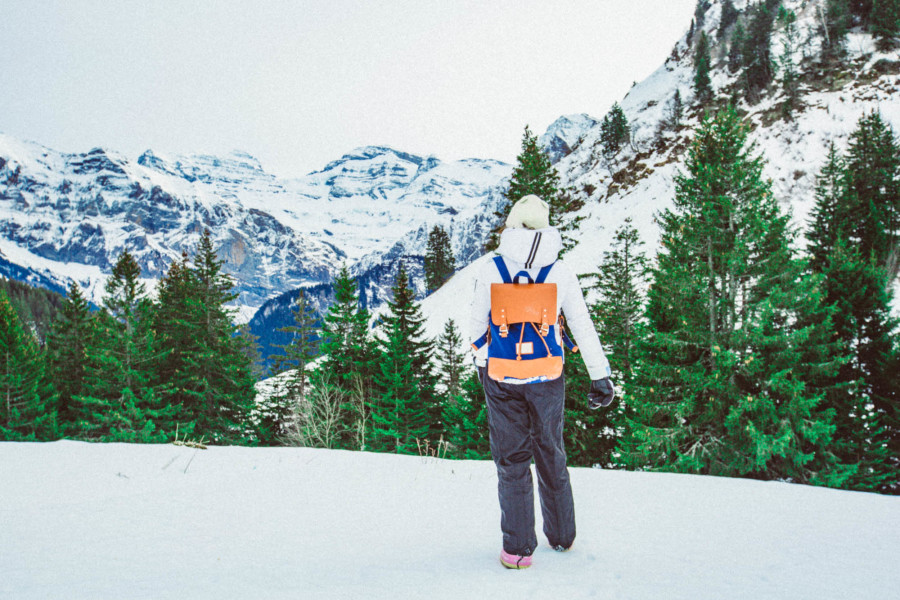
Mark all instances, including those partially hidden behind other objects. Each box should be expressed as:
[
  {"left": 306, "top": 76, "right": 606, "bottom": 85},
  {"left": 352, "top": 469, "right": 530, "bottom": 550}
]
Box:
[{"left": 500, "top": 549, "right": 532, "bottom": 569}]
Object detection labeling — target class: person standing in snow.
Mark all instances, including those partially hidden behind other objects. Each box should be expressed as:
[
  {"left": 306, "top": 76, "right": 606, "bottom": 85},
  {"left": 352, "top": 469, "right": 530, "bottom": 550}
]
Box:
[{"left": 469, "top": 194, "right": 615, "bottom": 570}]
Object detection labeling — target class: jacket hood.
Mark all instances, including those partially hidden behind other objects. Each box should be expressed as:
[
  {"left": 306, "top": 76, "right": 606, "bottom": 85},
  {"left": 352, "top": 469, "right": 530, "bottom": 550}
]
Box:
[{"left": 497, "top": 227, "right": 561, "bottom": 269}]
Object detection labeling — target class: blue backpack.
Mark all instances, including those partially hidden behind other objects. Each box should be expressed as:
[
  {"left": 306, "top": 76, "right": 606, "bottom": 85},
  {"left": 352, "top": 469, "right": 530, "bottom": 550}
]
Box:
[{"left": 481, "top": 256, "right": 571, "bottom": 384}]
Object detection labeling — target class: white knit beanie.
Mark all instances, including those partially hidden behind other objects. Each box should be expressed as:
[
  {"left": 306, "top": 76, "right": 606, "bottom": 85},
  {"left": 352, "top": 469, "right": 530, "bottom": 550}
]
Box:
[{"left": 505, "top": 194, "right": 550, "bottom": 230}]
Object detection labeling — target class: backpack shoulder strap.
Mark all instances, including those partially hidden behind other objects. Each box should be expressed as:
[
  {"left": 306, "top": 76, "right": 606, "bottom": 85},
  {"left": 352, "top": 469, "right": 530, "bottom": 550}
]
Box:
[
  {"left": 535, "top": 262, "right": 555, "bottom": 284},
  {"left": 493, "top": 256, "right": 512, "bottom": 284}
]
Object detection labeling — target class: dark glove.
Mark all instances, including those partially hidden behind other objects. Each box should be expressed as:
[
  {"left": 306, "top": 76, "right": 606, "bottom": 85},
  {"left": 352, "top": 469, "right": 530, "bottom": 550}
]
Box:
[{"left": 588, "top": 378, "right": 615, "bottom": 410}]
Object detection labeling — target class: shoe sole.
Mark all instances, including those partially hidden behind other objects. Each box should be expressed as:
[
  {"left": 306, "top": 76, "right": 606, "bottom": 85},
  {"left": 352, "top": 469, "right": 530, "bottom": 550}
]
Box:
[{"left": 500, "top": 556, "right": 532, "bottom": 569}]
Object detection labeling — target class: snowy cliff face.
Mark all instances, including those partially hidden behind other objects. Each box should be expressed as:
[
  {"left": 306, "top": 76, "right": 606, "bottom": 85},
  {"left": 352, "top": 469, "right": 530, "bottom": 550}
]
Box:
[
  {"left": 0, "top": 137, "right": 511, "bottom": 319},
  {"left": 420, "top": 0, "right": 900, "bottom": 341},
  {"left": 539, "top": 114, "right": 602, "bottom": 164},
  {"left": 554, "top": 0, "right": 900, "bottom": 277}
]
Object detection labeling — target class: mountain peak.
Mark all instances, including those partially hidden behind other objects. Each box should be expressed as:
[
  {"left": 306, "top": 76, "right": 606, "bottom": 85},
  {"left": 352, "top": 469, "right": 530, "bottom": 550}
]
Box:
[{"left": 540, "top": 113, "right": 601, "bottom": 164}]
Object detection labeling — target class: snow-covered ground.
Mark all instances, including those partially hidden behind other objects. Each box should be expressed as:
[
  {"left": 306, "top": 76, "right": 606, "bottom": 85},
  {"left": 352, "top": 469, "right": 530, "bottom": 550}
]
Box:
[{"left": 2, "top": 441, "right": 897, "bottom": 599}]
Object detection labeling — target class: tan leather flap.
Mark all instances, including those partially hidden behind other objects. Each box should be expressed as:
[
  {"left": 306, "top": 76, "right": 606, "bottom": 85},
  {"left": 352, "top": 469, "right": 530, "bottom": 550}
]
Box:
[
  {"left": 490, "top": 283, "right": 557, "bottom": 326},
  {"left": 487, "top": 356, "right": 563, "bottom": 382}
]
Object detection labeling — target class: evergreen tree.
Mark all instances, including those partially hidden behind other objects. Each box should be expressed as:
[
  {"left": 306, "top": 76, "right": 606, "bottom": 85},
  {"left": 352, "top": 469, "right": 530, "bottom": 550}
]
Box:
[
  {"left": 437, "top": 319, "right": 490, "bottom": 459},
  {"left": 0, "top": 288, "right": 55, "bottom": 440},
  {"left": 693, "top": 31, "right": 713, "bottom": 103},
  {"left": 621, "top": 107, "right": 852, "bottom": 487},
  {"left": 370, "top": 263, "right": 436, "bottom": 453},
  {"left": 808, "top": 120, "right": 900, "bottom": 491},
  {"left": 181, "top": 231, "right": 258, "bottom": 444},
  {"left": 818, "top": 0, "right": 851, "bottom": 59},
  {"left": 728, "top": 21, "right": 747, "bottom": 74},
  {"left": 435, "top": 319, "right": 466, "bottom": 398},
  {"left": 315, "top": 265, "right": 378, "bottom": 449},
  {"left": 777, "top": 6, "right": 801, "bottom": 119},
  {"left": 588, "top": 218, "right": 650, "bottom": 383},
  {"left": 843, "top": 111, "right": 900, "bottom": 277},
  {"left": 718, "top": 0, "right": 740, "bottom": 39},
  {"left": 564, "top": 219, "right": 650, "bottom": 468},
  {"left": 601, "top": 102, "right": 631, "bottom": 155},
  {"left": 154, "top": 251, "right": 199, "bottom": 436},
  {"left": 424, "top": 225, "right": 456, "bottom": 293},
  {"left": 75, "top": 250, "right": 172, "bottom": 442},
  {"left": 45, "top": 282, "right": 94, "bottom": 431},
  {"left": 488, "top": 125, "right": 567, "bottom": 251},
  {"left": 742, "top": 1, "right": 777, "bottom": 102},
  {"left": 442, "top": 370, "right": 490, "bottom": 459},
  {"left": 0, "top": 277, "right": 65, "bottom": 344},
  {"left": 665, "top": 89, "right": 684, "bottom": 131},
  {"left": 261, "top": 288, "right": 320, "bottom": 443},
  {"left": 872, "top": 0, "right": 900, "bottom": 50},
  {"left": 506, "top": 125, "right": 562, "bottom": 206}
]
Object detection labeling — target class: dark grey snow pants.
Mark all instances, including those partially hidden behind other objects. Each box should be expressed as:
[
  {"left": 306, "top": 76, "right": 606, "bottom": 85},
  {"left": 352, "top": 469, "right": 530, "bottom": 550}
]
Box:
[{"left": 483, "top": 373, "right": 575, "bottom": 556}]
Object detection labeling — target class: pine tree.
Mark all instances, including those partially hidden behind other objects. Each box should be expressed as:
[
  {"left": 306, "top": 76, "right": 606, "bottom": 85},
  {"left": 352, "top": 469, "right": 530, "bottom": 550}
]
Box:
[
  {"left": 435, "top": 319, "right": 466, "bottom": 398},
  {"left": 507, "top": 125, "right": 562, "bottom": 206},
  {"left": 808, "top": 121, "right": 900, "bottom": 491},
  {"left": 718, "top": 0, "right": 740, "bottom": 39},
  {"left": 843, "top": 111, "right": 900, "bottom": 277},
  {"left": 318, "top": 267, "right": 376, "bottom": 384},
  {"left": 818, "top": 0, "right": 851, "bottom": 59},
  {"left": 777, "top": 6, "right": 801, "bottom": 119},
  {"left": 621, "top": 107, "right": 852, "bottom": 487},
  {"left": 181, "top": 231, "right": 258, "bottom": 444},
  {"left": 588, "top": 218, "right": 650, "bottom": 383},
  {"left": 436, "top": 319, "right": 490, "bottom": 459},
  {"left": 75, "top": 250, "right": 172, "bottom": 442},
  {"left": 424, "top": 225, "right": 456, "bottom": 294},
  {"left": 665, "top": 89, "right": 684, "bottom": 131},
  {"left": 808, "top": 144, "right": 848, "bottom": 274},
  {"left": 562, "top": 219, "right": 649, "bottom": 468},
  {"left": 315, "top": 265, "right": 378, "bottom": 449},
  {"left": 370, "top": 262, "right": 436, "bottom": 453},
  {"left": 154, "top": 251, "right": 199, "bottom": 436},
  {"left": 261, "top": 288, "right": 320, "bottom": 443},
  {"left": 45, "top": 282, "right": 94, "bottom": 432},
  {"left": 442, "top": 370, "right": 490, "bottom": 459},
  {"left": 872, "top": 0, "right": 900, "bottom": 50},
  {"left": 601, "top": 103, "right": 631, "bottom": 155},
  {"left": 693, "top": 31, "right": 713, "bottom": 103},
  {"left": 728, "top": 21, "right": 746, "bottom": 73},
  {"left": 0, "top": 288, "right": 55, "bottom": 440},
  {"left": 487, "top": 126, "right": 566, "bottom": 251},
  {"left": 742, "top": 1, "right": 777, "bottom": 102}
]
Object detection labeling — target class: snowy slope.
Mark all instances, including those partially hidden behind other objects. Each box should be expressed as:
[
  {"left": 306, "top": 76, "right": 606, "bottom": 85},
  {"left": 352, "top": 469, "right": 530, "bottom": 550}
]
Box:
[
  {"left": 1, "top": 441, "right": 897, "bottom": 599},
  {"left": 420, "top": 0, "right": 900, "bottom": 340}
]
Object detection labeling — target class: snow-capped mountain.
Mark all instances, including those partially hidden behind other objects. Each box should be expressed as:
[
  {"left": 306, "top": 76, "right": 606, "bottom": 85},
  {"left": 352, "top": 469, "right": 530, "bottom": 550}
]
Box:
[
  {"left": 420, "top": 0, "right": 900, "bottom": 342},
  {"left": 539, "top": 113, "right": 602, "bottom": 164},
  {"left": 0, "top": 136, "right": 511, "bottom": 320}
]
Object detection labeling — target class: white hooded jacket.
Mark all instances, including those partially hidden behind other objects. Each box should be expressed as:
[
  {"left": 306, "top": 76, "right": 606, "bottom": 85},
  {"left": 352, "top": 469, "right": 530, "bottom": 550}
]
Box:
[{"left": 469, "top": 227, "right": 611, "bottom": 382}]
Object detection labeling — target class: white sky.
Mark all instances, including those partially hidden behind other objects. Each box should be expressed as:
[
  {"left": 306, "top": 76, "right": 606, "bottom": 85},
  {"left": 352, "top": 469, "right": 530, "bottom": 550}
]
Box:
[{"left": 0, "top": 0, "right": 695, "bottom": 178}]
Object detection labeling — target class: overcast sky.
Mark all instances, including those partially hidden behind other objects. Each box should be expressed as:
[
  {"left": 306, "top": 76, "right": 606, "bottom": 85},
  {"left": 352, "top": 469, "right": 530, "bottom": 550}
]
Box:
[{"left": 0, "top": 1, "right": 695, "bottom": 178}]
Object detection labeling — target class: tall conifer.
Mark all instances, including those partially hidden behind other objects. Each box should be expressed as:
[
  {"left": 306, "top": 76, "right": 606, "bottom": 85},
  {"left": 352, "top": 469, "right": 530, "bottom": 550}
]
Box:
[
  {"left": 46, "top": 282, "right": 94, "bottom": 432},
  {"left": 0, "top": 288, "right": 55, "bottom": 440},
  {"left": 621, "top": 107, "right": 851, "bottom": 486},
  {"left": 370, "top": 262, "right": 436, "bottom": 453}
]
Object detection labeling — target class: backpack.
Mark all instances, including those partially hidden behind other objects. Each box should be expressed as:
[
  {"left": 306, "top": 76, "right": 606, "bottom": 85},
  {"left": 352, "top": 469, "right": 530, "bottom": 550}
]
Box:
[{"left": 484, "top": 256, "right": 568, "bottom": 383}]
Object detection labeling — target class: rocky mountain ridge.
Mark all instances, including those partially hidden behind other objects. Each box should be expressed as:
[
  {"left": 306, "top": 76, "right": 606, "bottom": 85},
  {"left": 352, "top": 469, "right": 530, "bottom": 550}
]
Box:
[{"left": 0, "top": 135, "right": 512, "bottom": 321}]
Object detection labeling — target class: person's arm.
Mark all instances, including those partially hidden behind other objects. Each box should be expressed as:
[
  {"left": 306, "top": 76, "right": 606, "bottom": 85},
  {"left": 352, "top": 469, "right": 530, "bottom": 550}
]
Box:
[
  {"left": 558, "top": 266, "right": 611, "bottom": 380},
  {"left": 468, "top": 263, "right": 492, "bottom": 367}
]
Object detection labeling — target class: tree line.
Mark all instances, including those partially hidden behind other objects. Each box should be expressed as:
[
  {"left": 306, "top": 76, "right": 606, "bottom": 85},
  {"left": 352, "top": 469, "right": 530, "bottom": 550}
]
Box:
[
  {"left": 592, "top": 107, "right": 898, "bottom": 494},
  {"left": 2, "top": 90, "right": 897, "bottom": 496}
]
